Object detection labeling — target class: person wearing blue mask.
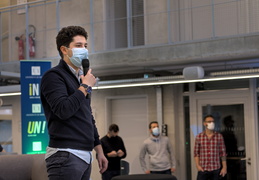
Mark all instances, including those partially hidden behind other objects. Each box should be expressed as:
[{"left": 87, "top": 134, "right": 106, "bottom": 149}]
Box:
[
  {"left": 139, "top": 121, "right": 176, "bottom": 175},
  {"left": 40, "top": 26, "right": 108, "bottom": 180}
]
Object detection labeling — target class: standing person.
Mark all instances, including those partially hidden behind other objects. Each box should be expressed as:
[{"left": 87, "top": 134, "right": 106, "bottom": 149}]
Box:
[
  {"left": 139, "top": 121, "right": 176, "bottom": 174},
  {"left": 194, "top": 114, "right": 227, "bottom": 180},
  {"left": 40, "top": 25, "right": 108, "bottom": 180},
  {"left": 0, "top": 144, "right": 6, "bottom": 152},
  {"left": 101, "top": 124, "right": 127, "bottom": 180}
]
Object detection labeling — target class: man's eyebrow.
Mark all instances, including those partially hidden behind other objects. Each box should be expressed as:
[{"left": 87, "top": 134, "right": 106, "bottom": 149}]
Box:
[
  {"left": 75, "top": 42, "right": 84, "bottom": 45},
  {"left": 74, "top": 42, "right": 87, "bottom": 46}
]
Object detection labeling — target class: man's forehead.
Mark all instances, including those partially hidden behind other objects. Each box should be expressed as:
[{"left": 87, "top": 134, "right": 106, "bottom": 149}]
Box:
[
  {"left": 205, "top": 117, "right": 214, "bottom": 121},
  {"left": 151, "top": 123, "right": 158, "bottom": 127},
  {"left": 72, "top": 36, "right": 87, "bottom": 42}
]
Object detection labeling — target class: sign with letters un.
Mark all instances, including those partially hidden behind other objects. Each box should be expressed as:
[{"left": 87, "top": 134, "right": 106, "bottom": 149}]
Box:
[{"left": 20, "top": 60, "right": 51, "bottom": 154}]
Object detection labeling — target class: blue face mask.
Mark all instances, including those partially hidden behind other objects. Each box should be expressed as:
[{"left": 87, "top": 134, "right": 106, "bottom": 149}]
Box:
[
  {"left": 152, "top": 127, "right": 160, "bottom": 136},
  {"left": 67, "top": 48, "right": 88, "bottom": 67}
]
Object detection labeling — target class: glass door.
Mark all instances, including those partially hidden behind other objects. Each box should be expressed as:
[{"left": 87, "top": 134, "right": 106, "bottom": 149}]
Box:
[
  {"left": 189, "top": 88, "right": 259, "bottom": 180},
  {"left": 201, "top": 104, "right": 246, "bottom": 180}
]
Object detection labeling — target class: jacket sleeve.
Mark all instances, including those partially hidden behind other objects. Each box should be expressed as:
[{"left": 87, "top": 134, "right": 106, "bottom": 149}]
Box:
[
  {"left": 194, "top": 135, "right": 201, "bottom": 157},
  {"left": 139, "top": 143, "right": 147, "bottom": 172},
  {"left": 91, "top": 114, "right": 101, "bottom": 147},
  {"left": 120, "top": 137, "right": 127, "bottom": 159},
  {"left": 167, "top": 138, "right": 176, "bottom": 169}
]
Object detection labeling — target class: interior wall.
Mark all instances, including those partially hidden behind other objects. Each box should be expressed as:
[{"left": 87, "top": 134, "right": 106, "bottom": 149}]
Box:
[
  {"left": 90, "top": 85, "right": 179, "bottom": 180},
  {"left": 0, "top": 95, "right": 21, "bottom": 154},
  {"left": 109, "top": 96, "right": 148, "bottom": 174}
]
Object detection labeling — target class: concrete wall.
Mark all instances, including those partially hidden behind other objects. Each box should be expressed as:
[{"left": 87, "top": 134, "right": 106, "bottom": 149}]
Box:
[
  {"left": 0, "top": 95, "right": 21, "bottom": 154},
  {"left": 2, "top": 0, "right": 259, "bottom": 74}
]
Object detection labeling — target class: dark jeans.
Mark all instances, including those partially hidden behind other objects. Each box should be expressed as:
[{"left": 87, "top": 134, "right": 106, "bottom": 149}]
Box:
[
  {"left": 197, "top": 169, "right": 221, "bottom": 180},
  {"left": 45, "top": 151, "right": 91, "bottom": 180},
  {"left": 150, "top": 169, "right": 171, "bottom": 174},
  {"left": 102, "top": 170, "right": 120, "bottom": 180}
]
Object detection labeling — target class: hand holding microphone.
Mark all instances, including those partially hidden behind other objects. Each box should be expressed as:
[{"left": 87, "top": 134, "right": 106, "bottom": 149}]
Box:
[{"left": 80, "top": 59, "right": 96, "bottom": 87}]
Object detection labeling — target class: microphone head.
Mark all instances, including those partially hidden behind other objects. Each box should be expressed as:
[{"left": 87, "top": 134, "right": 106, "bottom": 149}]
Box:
[{"left": 82, "top": 59, "right": 89, "bottom": 68}]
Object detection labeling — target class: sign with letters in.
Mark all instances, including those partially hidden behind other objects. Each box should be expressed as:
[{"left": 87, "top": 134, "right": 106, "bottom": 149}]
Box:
[{"left": 20, "top": 60, "right": 51, "bottom": 154}]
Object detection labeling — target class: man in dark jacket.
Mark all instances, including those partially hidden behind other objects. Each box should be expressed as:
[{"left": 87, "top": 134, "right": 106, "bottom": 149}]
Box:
[
  {"left": 40, "top": 26, "right": 108, "bottom": 180},
  {"left": 101, "top": 124, "right": 127, "bottom": 180}
]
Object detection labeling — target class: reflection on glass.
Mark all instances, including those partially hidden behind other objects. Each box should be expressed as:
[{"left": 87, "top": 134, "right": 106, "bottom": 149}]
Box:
[{"left": 202, "top": 104, "right": 246, "bottom": 180}]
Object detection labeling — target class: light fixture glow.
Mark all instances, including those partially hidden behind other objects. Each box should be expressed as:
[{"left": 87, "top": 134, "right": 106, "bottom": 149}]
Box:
[
  {"left": 92, "top": 74, "right": 259, "bottom": 90},
  {"left": 1, "top": 73, "right": 259, "bottom": 96},
  {"left": 0, "top": 92, "right": 21, "bottom": 97}
]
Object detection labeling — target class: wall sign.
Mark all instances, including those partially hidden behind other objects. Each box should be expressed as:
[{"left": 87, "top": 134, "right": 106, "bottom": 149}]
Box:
[{"left": 20, "top": 60, "right": 51, "bottom": 154}]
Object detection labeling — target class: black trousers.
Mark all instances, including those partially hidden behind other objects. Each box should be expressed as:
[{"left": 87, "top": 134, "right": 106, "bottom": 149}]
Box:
[{"left": 45, "top": 151, "right": 92, "bottom": 180}]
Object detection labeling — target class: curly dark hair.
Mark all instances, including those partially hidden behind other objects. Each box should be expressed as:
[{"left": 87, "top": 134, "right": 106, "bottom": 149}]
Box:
[{"left": 56, "top": 26, "right": 88, "bottom": 58}]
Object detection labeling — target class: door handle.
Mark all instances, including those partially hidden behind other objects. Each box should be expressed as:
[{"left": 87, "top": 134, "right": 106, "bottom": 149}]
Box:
[{"left": 241, "top": 157, "right": 251, "bottom": 165}]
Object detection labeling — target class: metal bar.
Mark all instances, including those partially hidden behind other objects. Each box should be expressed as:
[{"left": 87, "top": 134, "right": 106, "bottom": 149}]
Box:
[
  {"left": 211, "top": 0, "right": 216, "bottom": 37},
  {"left": 126, "top": 0, "right": 132, "bottom": 48},
  {"left": 89, "top": 0, "right": 95, "bottom": 53},
  {"left": 167, "top": 0, "right": 172, "bottom": 44},
  {"left": 156, "top": 86, "right": 163, "bottom": 126},
  {"left": 56, "top": 0, "right": 60, "bottom": 32},
  {"left": 25, "top": 4, "right": 29, "bottom": 59},
  {"left": 0, "top": 12, "right": 2, "bottom": 63}
]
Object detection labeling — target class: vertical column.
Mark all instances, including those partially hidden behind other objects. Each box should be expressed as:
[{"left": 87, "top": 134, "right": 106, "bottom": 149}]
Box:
[
  {"left": 56, "top": 0, "right": 60, "bottom": 32},
  {"left": 156, "top": 86, "right": 163, "bottom": 129},
  {"left": 89, "top": 0, "right": 95, "bottom": 53}
]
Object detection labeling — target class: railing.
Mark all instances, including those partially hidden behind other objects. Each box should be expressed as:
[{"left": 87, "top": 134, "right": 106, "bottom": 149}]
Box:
[{"left": 0, "top": 0, "right": 258, "bottom": 69}]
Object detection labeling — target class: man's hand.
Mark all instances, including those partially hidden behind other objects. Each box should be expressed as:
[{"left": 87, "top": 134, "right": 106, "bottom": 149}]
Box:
[
  {"left": 171, "top": 167, "right": 176, "bottom": 173},
  {"left": 196, "top": 165, "right": 204, "bottom": 172},
  {"left": 220, "top": 167, "right": 227, "bottom": 177},
  {"left": 108, "top": 151, "right": 117, "bottom": 157},
  {"left": 80, "top": 69, "right": 96, "bottom": 87},
  {"left": 117, "top": 149, "right": 124, "bottom": 157},
  {"left": 145, "top": 170, "right": 150, "bottom": 174},
  {"left": 96, "top": 152, "right": 108, "bottom": 174},
  {"left": 94, "top": 145, "right": 108, "bottom": 174}
]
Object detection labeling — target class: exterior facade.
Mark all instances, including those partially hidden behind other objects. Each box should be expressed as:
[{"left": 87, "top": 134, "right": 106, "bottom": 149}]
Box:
[{"left": 0, "top": 0, "right": 259, "bottom": 179}]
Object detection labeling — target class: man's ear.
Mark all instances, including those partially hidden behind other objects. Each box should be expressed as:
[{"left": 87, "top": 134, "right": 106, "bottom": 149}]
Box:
[
  {"left": 203, "top": 121, "right": 207, "bottom": 127},
  {"left": 60, "top": 46, "right": 68, "bottom": 56}
]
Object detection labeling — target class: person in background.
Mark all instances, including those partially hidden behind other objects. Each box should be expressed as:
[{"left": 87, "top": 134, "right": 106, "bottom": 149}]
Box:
[
  {"left": 139, "top": 121, "right": 176, "bottom": 174},
  {"left": 101, "top": 124, "right": 127, "bottom": 180},
  {"left": 194, "top": 114, "right": 227, "bottom": 180},
  {"left": 0, "top": 144, "right": 6, "bottom": 152},
  {"left": 221, "top": 115, "right": 239, "bottom": 180},
  {"left": 40, "top": 25, "right": 108, "bottom": 180}
]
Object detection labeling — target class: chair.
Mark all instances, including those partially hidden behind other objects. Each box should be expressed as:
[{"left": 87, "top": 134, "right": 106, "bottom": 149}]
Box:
[
  {"left": 120, "top": 160, "right": 130, "bottom": 175},
  {"left": 111, "top": 174, "right": 177, "bottom": 180}
]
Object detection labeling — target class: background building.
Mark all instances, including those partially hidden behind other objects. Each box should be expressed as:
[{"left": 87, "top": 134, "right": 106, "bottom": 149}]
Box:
[{"left": 0, "top": 0, "right": 259, "bottom": 179}]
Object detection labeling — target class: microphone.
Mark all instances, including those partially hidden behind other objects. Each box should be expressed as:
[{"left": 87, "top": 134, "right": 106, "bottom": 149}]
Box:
[
  {"left": 82, "top": 59, "right": 89, "bottom": 75},
  {"left": 81, "top": 59, "right": 91, "bottom": 99}
]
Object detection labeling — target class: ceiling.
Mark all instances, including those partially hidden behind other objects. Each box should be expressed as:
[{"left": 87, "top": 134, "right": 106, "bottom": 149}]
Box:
[{"left": 1, "top": 57, "right": 259, "bottom": 87}]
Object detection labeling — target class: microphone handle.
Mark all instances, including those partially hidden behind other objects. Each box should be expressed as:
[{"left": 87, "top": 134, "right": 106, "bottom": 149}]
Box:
[{"left": 83, "top": 68, "right": 89, "bottom": 76}]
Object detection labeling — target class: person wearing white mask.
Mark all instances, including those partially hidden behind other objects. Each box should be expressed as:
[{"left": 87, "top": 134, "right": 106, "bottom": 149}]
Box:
[
  {"left": 194, "top": 115, "right": 227, "bottom": 180},
  {"left": 41, "top": 26, "right": 108, "bottom": 180},
  {"left": 139, "top": 121, "right": 176, "bottom": 174}
]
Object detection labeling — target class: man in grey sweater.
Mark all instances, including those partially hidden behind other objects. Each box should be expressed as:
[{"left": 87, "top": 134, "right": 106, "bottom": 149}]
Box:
[{"left": 139, "top": 121, "right": 176, "bottom": 174}]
